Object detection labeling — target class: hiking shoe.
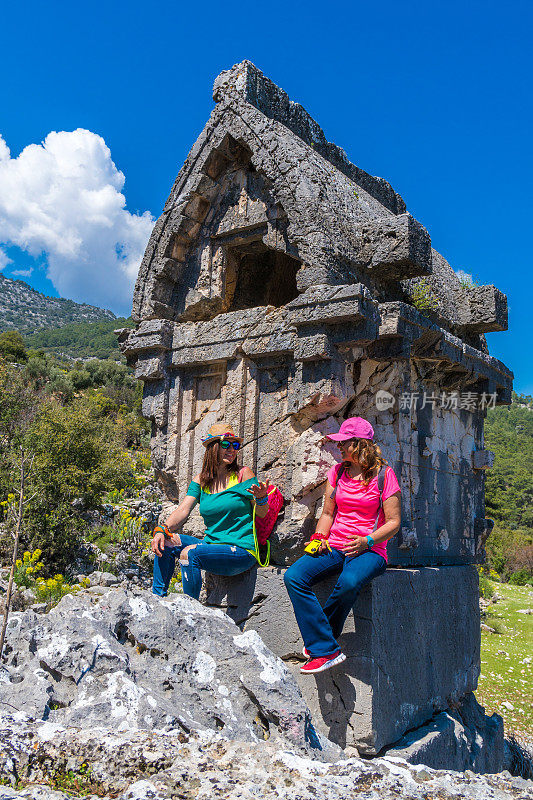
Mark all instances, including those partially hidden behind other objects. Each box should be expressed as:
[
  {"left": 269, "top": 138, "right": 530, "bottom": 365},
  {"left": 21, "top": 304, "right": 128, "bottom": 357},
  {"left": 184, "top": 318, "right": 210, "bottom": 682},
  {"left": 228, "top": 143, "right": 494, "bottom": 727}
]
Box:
[
  {"left": 302, "top": 646, "right": 310, "bottom": 658},
  {"left": 300, "top": 651, "right": 346, "bottom": 674}
]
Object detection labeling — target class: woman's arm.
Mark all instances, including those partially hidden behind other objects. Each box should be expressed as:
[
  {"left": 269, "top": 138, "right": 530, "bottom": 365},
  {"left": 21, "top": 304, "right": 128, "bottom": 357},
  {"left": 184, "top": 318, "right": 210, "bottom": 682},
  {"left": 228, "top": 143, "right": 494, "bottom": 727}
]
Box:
[
  {"left": 372, "top": 492, "right": 401, "bottom": 545},
  {"left": 151, "top": 480, "right": 199, "bottom": 556},
  {"left": 164, "top": 494, "right": 198, "bottom": 532},
  {"left": 307, "top": 481, "right": 336, "bottom": 553},
  {"left": 341, "top": 491, "right": 401, "bottom": 557},
  {"left": 242, "top": 467, "right": 270, "bottom": 518}
]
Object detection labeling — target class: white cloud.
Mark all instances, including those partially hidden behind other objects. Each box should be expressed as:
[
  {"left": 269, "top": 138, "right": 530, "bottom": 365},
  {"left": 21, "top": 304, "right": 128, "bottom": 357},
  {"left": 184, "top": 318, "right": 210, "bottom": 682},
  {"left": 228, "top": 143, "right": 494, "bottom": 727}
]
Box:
[
  {"left": 11, "top": 267, "right": 33, "bottom": 278},
  {"left": 0, "top": 248, "right": 11, "bottom": 269},
  {"left": 0, "top": 137, "right": 10, "bottom": 161},
  {"left": 0, "top": 129, "right": 154, "bottom": 313}
]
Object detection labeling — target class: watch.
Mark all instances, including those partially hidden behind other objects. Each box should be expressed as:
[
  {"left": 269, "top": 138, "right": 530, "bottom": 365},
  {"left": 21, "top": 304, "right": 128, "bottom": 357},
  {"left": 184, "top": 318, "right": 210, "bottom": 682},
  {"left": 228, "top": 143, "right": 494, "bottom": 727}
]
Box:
[{"left": 366, "top": 535, "right": 375, "bottom": 549}]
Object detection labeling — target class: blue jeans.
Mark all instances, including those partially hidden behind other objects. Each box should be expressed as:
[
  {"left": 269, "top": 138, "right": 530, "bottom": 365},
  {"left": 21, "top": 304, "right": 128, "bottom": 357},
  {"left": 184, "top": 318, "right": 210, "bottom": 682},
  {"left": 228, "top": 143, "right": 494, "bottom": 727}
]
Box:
[
  {"left": 152, "top": 534, "right": 256, "bottom": 600},
  {"left": 284, "top": 548, "right": 386, "bottom": 657}
]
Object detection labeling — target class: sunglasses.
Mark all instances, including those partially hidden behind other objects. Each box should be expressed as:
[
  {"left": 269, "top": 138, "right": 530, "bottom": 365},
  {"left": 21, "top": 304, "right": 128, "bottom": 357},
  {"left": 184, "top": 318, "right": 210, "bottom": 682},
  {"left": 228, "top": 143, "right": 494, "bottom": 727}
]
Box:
[{"left": 219, "top": 439, "right": 241, "bottom": 450}]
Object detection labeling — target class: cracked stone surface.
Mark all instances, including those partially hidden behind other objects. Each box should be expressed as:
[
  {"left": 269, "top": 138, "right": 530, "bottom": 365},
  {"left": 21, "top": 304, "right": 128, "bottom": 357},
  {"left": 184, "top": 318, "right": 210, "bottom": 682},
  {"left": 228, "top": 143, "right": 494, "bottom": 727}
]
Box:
[
  {"left": 0, "top": 588, "right": 339, "bottom": 760},
  {"left": 206, "top": 565, "right": 482, "bottom": 754},
  {"left": 0, "top": 716, "right": 530, "bottom": 800}
]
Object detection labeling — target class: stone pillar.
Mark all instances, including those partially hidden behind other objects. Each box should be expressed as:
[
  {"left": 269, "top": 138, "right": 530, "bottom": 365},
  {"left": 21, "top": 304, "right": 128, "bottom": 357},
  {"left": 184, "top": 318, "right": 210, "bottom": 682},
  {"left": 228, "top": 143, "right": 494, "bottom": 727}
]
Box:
[{"left": 205, "top": 565, "right": 481, "bottom": 754}]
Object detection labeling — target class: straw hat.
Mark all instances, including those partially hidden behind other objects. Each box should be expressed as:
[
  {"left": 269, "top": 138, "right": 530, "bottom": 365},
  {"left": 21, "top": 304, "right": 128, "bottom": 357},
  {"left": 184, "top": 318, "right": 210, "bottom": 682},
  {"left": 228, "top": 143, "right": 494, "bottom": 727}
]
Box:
[{"left": 201, "top": 423, "right": 243, "bottom": 447}]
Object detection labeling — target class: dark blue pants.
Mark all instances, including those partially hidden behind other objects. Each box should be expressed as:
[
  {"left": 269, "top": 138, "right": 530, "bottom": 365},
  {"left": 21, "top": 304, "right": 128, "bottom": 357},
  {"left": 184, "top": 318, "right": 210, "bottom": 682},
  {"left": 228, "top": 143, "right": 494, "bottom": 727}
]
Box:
[
  {"left": 152, "top": 534, "right": 256, "bottom": 600},
  {"left": 283, "top": 548, "right": 386, "bottom": 657}
]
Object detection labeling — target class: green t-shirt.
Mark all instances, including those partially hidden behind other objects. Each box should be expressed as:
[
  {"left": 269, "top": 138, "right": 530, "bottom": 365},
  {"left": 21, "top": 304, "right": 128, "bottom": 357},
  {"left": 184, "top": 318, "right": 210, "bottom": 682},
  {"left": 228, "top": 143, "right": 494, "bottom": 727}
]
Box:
[{"left": 186, "top": 474, "right": 257, "bottom": 554}]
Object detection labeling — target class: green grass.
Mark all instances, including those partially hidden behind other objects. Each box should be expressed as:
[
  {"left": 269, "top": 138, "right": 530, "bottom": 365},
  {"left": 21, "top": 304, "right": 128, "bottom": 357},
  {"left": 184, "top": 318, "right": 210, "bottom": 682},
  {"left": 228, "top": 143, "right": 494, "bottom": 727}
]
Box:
[{"left": 477, "top": 580, "right": 533, "bottom": 742}]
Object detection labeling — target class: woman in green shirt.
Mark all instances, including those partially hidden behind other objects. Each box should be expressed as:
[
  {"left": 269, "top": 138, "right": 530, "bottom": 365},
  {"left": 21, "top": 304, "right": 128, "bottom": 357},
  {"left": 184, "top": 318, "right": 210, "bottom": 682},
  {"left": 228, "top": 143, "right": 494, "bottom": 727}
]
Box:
[{"left": 151, "top": 423, "right": 269, "bottom": 599}]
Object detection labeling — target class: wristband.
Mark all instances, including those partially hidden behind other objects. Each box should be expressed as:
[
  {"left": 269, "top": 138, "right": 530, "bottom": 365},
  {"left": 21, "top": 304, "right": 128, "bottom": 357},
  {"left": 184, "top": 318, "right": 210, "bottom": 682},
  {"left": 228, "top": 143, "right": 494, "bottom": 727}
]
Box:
[
  {"left": 366, "top": 535, "right": 374, "bottom": 549},
  {"left": 154, "top": 524, "right": 172, "bottom": 539},
  {"left": 255, "top": 496, "right": 268, "bottom": 506}
]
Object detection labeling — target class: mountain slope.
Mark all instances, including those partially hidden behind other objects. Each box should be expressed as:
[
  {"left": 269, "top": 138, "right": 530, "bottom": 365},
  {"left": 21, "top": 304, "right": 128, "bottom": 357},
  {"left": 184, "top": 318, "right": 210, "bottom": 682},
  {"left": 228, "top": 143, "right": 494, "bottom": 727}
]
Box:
[
  {"left": 0, "top": 273, "right": 115, "bottom": 334},
  {"left": 24, "top": 317, "right": 135, "bottom": 360},
  {"left": 485, "top": 393, "right": 533, "bottom": 530}
]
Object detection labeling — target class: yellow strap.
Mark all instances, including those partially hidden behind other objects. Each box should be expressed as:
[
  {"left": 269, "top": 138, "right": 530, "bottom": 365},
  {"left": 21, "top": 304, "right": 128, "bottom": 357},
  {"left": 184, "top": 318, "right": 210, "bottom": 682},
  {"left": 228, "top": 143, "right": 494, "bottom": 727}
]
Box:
[
  {"left": 202, "top": 473, "right": 239, "bottom": 495},
  {"left": 252, "top": 502, "right": 270, "bottom": 568}
]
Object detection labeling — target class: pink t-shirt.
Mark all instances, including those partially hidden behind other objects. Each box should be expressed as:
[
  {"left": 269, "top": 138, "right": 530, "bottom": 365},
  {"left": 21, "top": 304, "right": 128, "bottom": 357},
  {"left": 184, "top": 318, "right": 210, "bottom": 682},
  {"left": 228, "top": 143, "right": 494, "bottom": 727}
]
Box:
[{"left": 326, "top": 463, "right": 401, "bottom": 561}]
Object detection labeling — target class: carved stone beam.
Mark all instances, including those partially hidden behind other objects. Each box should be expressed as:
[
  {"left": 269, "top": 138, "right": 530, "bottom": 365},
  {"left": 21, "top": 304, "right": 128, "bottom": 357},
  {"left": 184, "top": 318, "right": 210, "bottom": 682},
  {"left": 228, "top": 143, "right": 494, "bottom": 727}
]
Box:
[
  {"left": 457, "top": 284, "right": 508, "bottom": 334},
  {"left": 373, "top": 301, "right": 513, "bottom": 403},
  {"left": 360, "top": 213, "right": 432, "bottom": 280}
]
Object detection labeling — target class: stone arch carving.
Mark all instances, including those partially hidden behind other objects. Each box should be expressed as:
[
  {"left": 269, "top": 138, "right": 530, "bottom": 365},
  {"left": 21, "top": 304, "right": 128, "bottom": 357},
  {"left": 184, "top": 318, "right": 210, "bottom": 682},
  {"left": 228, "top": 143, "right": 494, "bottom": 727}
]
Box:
[{"left": 133, "top": 117, "right": 313, "bottom": 323}]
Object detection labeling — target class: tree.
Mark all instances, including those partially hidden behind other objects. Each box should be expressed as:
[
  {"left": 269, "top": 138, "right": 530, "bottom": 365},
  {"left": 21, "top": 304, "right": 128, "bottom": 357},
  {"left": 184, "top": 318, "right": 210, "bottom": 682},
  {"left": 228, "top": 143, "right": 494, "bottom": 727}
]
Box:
[
  {"left": 23, "top": 392, "right": 135, "bottom": 569},
  {"left": 0, "top": 331, "right": 28, "bottom": 363},
  {"left": 0, "top": 359, "right": 40, "bottom": 658},
  {"left": 0, "top": 452, "right": 35, "bottom": 659}
]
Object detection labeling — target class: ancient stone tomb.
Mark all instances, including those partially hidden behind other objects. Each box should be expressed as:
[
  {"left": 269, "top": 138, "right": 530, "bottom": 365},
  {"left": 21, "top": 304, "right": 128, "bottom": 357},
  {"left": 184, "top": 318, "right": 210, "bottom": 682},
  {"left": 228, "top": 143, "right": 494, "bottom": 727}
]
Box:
[{"left": 119, "top": 61, "right": 512, "bottom": 756}]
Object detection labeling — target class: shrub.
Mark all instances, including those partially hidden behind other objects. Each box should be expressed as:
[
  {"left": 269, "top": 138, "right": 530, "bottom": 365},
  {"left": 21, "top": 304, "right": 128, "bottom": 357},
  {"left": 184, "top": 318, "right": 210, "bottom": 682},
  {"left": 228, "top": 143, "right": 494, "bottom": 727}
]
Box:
[
  {"left": 10, "top": 546, "right": 89, "bottom": 609},
  {"left": 27, "top": 503, "right": 88, "bottom": 573},
  {"left": 13, "top": 549, "right": 43, "bottom": 588},
  {"left": 508, "top": 569, "right": 532, "bottom": 586},
  {"left": 485, "top": 525, "right": 531, "bottom": 580},
  {"left": 34, "top": 573, "right": 89, "bottom": 609},
  {"left": 104, "top": 488, "right": 125, "bottom": 505},
  {"left": 478, "top": 570, "right": 494, "bottom": 599},
  {"left": 22, "top": 395, "right": 136, "bottom": 570},
  {"left": 407, "top": 279, "right": 440, "bottom": 313},
  {"left": 483, "top": 615, "right": 506, "bottom": 634},
  {"left": 0, "top": 331, "right": 28, "bottom": 363},
  {"left": 456, "top": 270, "right": 481, "bottom": 291},
  {"left": 116, "top": 509, "right": 147, "bottom": 545},
  {"left": 25, "top": 396, "right": 134, "bottom": 508}
]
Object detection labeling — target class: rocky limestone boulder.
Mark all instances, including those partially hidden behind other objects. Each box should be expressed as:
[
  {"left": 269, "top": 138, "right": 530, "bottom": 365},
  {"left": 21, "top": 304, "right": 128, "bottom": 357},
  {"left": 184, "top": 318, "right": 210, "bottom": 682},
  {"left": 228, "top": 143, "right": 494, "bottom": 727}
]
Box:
[
  {"left": 0, "top": 716, "right": 531, "bottom": 800},
  {"left": 0, "top": 588, "right": 338, "bottom": 760}
]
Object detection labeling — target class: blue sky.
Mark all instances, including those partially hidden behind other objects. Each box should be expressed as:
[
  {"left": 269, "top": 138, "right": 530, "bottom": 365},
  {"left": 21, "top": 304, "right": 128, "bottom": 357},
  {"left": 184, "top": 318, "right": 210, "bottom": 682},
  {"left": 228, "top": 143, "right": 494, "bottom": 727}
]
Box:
[{"left": 0, "top": 1, "right": 531, "bottom": 393}]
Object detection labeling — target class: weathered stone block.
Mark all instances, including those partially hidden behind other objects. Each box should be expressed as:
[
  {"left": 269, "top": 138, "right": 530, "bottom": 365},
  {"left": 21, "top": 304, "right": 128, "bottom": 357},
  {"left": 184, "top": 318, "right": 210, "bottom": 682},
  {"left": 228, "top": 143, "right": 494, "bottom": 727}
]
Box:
[
  {"left": 205, "top": 565, "right": 480, "bottom": 754},
  {"left": 462, "top": 284, "right": 508, "bottom": 334},
  {"left": 361, "top": 214, "right": 432, "bottom": 279},
  {"left": 472, "top": 449, "right": 495, "bottom": 470},
  {"left": 134, "top": 355, "right": 164, "bottom": 380},
  {"left": 383, "top": 692, "right": 504, "bottom": 773}
]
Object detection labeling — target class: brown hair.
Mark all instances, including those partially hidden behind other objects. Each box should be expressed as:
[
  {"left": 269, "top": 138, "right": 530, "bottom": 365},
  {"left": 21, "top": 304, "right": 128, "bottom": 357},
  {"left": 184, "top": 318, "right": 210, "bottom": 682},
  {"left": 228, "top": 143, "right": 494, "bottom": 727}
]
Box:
[
  {"left": 199, "top": 441, "right": 241, "bottom": 490},
  {"left": 342, "top": 438, "right": 388, "bottom": 485}
]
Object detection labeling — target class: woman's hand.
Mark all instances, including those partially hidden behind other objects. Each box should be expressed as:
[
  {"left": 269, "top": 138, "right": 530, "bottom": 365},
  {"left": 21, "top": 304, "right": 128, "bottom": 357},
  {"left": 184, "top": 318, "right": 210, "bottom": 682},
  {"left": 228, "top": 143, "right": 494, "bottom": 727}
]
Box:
[
  {"left": 151, "top": 526, "right": 181, "bottom": 556},
  {"left": 341, "top": 535, "right": 370, "bottom": 557},
  {"left": 151, "top": 530, "right": 166, "bottom": 557},
  {"left": 246, "top": 480, "right": 270, "bottom": 500},
  {"left": 305, "top": 538, "right": 330, "bottom": 554}
]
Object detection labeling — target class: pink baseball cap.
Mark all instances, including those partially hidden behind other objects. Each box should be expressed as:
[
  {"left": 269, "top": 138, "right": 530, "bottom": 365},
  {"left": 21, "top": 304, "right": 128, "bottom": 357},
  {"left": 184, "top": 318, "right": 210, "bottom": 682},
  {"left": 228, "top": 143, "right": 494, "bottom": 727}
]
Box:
[{"left": 326, "top": 417, "right": 375, "bottom": 442}]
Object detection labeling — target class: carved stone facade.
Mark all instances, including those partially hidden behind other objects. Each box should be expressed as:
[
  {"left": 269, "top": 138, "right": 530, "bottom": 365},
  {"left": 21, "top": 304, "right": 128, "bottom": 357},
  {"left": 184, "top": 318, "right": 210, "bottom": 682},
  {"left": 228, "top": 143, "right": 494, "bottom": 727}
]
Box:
[{"left": 119, "top": 61, "right": 512, "bottom": 760}]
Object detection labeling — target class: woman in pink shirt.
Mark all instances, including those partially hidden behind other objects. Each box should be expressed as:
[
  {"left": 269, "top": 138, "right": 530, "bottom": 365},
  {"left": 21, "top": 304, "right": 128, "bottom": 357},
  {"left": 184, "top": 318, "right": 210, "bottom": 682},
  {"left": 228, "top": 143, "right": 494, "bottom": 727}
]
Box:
[{"left": 284, "top": 417, "right": 401, "bottom": 674}]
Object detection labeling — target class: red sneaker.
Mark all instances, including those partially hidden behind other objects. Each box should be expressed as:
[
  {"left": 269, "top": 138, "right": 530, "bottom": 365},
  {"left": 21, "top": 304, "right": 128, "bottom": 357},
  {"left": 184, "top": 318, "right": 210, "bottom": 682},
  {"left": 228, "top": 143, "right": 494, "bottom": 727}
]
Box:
[
  {"left": 302, "top": 646, "right": 310, "bottom": 658},
  {"left": 300, "top": 651, "right": 346, "bottom": 674}
]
